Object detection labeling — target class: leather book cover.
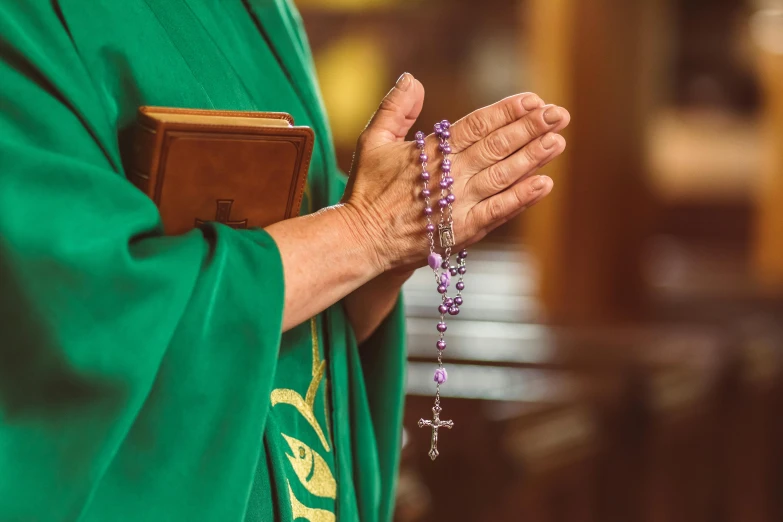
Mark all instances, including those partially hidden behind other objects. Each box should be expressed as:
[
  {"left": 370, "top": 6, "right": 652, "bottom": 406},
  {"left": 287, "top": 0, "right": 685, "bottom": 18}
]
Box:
[{"left": 129, "top": 106, "right": 313, "bottom": 235}]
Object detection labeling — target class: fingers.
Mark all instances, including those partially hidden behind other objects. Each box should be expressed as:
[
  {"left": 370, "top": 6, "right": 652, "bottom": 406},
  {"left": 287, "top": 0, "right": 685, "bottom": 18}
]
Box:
[
  {"left": 448, "top": 93, "right": 545, "bottom": 154},
  {"left": 466, "top": 132, "right": 566, "bottom": 201},
  {"left": 470, "top": 174, "right": 554, "bottom": 230},
  {"left": 457, "top": 104, "right": 570, "bottom": 175},
  {"left": 493, "top": 188, "right": 549, "bottom": 228},
  {"left": 361, "top": 72, "right": 425, "bottom": 149}
]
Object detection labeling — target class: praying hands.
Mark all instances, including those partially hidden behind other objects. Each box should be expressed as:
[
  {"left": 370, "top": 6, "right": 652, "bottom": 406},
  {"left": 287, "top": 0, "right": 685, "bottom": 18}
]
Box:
[
  {"left": 343, "top": 72, "right": 570, "bottom": 271},
  {"left": 267, "top": 72, "right": 570, "bottom": 334}
]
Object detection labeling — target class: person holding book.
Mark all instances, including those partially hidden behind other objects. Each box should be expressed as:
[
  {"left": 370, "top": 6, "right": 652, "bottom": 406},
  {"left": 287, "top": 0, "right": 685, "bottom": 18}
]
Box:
[{"left": 0, "top": 1, "right": 569, "bottom": 520}]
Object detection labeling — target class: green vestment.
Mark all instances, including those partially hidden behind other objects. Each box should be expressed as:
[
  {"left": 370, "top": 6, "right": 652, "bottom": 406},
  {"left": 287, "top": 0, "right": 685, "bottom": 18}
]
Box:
[{"left": 0, "top": 1, "right": 406, "bottom": 521}]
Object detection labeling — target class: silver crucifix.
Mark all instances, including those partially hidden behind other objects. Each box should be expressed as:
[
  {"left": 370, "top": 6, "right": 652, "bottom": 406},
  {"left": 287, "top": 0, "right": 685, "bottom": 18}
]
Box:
[{"left": 418, "top": 404, "right": 454, "bottom": 460}]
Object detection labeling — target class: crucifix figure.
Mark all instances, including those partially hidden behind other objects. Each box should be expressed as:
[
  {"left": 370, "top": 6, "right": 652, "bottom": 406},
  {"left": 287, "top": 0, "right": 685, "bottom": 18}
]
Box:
[
  {"left": 195, "top": 199, "right": 248, "bottom": 229},
  {"left": 418, "top": 404, "right": 453, "bottom": 461}
]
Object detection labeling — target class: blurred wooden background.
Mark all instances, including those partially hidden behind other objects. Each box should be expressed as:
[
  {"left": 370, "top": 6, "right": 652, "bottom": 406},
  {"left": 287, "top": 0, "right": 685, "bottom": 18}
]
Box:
[{"left": 297, "top": 0, "right": 783, "bottom": 520}]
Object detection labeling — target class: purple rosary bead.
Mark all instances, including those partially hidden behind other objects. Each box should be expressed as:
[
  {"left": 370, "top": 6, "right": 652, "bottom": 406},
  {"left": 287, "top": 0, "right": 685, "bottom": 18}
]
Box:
[
  {"left": 458, "top": 249, "right": 468, "bottom": 259},
  {"left": 440, "top": 272, "right": 451, "bottom": 286},
  {"left": 416, "top": 120, "right": 465, "bottom": 459},
  {"left": 458, "top": 266, "right": 467, "bottom": 275},
  {"left": 434, "top": 367, "right": 448, "bottom": 384}
]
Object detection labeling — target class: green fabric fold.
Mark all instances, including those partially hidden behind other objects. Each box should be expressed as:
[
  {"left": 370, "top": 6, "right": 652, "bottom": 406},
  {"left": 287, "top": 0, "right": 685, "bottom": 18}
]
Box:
[{"left": 0, "top": 2, "right": 407, "bottom": 520}]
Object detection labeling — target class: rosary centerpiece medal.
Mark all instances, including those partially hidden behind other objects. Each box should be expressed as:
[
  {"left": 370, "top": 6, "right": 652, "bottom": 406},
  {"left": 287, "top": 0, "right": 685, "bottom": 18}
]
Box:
[{"left": 415, "top": 120, "right": 467, "bottom": 461}]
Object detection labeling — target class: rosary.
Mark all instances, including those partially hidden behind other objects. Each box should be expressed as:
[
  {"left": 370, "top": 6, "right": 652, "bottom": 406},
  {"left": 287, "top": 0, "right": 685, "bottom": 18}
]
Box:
[{"left": 415, "top": 120, "right": 466, "bottom": 461}]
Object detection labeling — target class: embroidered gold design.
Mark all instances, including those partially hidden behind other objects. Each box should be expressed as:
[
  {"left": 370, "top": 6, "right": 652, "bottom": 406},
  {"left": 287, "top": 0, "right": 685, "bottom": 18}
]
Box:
[
  {"left": 281, "top": 434, "right": 336, "bottom": 499},
  {"left": 307, "top": 316, "right": 325, "bottom": 404},
  {"left": 270, "top": 317, "right": 331, "bottom": 452},
  {"left": 288, "top": 482, "right": 335, "bottom": 522},
  {"left": 323, "top": 372, "right": 332, "bottom": 445},
  {"left": 313, "top": 316, "right": 332, "bottom": 445},
  {"left": 272, "top": 317, "right": 336, "bottom": 518}
]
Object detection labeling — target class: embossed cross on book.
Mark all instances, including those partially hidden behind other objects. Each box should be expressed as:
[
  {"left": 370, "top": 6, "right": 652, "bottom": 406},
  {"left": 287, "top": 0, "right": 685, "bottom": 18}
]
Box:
[
  {"left": 131, "top": 107, "right": 313, "bottom": 235},
  {"left": 418, "top": 404, "right": 453, "bottom": 461},
  {"left": 195, "top": 200, "right": 248, "bottom": 229}
]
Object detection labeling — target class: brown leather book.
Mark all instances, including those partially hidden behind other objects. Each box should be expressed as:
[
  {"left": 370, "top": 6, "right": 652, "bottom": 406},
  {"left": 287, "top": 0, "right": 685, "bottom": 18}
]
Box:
[{"left": 130, "top": 106, "right": 313, "bottom": 235}]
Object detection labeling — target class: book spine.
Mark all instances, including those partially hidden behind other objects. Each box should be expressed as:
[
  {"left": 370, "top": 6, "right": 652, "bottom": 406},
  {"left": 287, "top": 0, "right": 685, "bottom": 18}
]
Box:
[{"left": 129, "top": 122, "right": 159, "bottom": 200}]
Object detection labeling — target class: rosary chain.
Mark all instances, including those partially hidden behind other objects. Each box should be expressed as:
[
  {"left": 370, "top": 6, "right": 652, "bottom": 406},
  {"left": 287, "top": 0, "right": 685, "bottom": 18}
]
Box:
[{"left": 415, "top": 120, "right": 464, "bottom": 461}]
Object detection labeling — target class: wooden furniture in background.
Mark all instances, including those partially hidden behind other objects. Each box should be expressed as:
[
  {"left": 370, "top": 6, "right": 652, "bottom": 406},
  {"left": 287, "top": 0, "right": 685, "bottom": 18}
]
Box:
[
  {"left": 520, "top": 0, "right": 665, "bottom": 326},
  {"left": 402, "top": 321, "right": 736, "bottom": 522},
  {"left": 752, "top": 12, "right": 783, "bottom": 290},
  {"left": 654, "top": 303, "right": 783, "bottom": 522},
  {"left": 399, "top": 369, "right": 620, "bottom": 522},
  {"left": 400, "top": 248, "right": 783, "bottom": 522}
]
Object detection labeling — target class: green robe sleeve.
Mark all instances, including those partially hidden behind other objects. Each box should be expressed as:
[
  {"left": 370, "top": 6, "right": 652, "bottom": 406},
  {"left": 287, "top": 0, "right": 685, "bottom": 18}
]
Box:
[{"left": 0, "top": 6, "right": 285, "bottom": 520}]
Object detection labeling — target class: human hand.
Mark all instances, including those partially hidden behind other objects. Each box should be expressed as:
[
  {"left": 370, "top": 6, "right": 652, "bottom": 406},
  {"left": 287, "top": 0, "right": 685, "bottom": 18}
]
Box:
[{"left": 341, "top": 72, "right": 570, "bottom": 271}]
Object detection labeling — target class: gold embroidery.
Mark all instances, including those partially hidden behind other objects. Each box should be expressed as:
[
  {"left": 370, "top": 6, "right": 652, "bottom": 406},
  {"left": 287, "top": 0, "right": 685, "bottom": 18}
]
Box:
[
  {"left": 288, "top": 482, "right": 335, "bottom": 522},
  {"left": 270, "top": 389, "right": 330, "bottom": 451},
  {"left": 323, "top": 374, "right": 332, "bottom": 445},
  {"left": 272, "top": 317, "right": 336, "bottom": 518},
  {"left": 312, "top": 316, "right": 332, "bottom": 445},
  {"left": 281, "top": 434, "right": 336, "bottom": 499},
  {"left": 306, "top": 316, "right": 326, "bottom": 406},
  {"left": 270, "top": 317, "right": 331, "bottom": 452}
]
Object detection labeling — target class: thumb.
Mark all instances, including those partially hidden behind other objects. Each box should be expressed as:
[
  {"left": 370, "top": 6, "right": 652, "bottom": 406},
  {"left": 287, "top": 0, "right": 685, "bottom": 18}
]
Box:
[{"left": 362, "top": 72, "right": 425, "bottom": 148}]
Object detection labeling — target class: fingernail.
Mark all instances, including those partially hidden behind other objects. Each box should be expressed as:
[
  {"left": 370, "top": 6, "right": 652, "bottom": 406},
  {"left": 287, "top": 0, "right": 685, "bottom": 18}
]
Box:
[
  {"left": 532, "top": 176, "right": 549, "bottom": 190},
  {"left": 396, "top": 72, "right": 412, "bottom": 91},
  {"left": 541, "top": 133, "right": 558, "bottom": 150},
  {"left": 521, "top": 94, "right": 542, "bottom": 111},
  {"left": 544, "top": 106, "right": 562, "bottom": 125}
]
